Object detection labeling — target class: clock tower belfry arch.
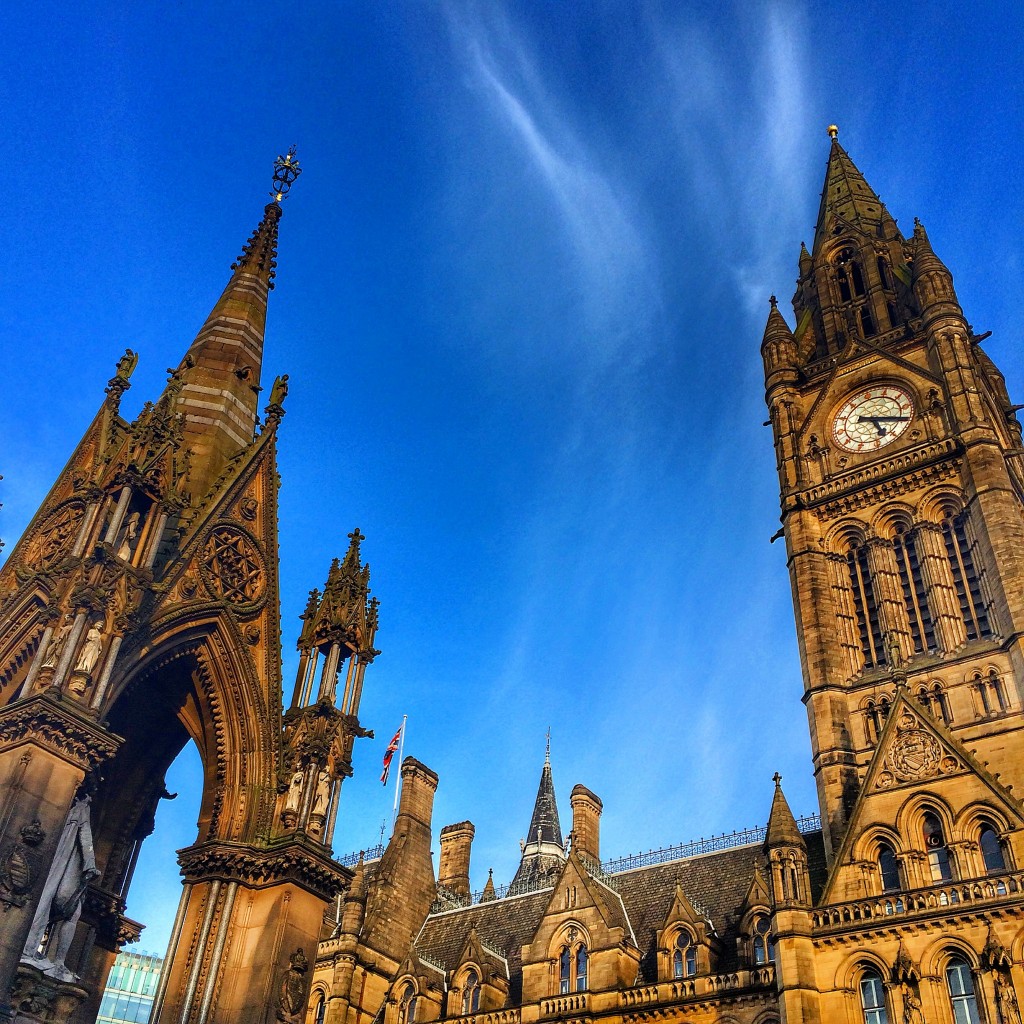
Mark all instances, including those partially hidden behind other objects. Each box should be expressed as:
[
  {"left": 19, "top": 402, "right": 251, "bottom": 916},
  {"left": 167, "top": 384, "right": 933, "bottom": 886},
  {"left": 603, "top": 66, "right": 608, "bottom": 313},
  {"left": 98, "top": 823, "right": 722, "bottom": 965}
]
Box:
[{"left": 763, "top": 127, "right": 1024, "bottom": 864}]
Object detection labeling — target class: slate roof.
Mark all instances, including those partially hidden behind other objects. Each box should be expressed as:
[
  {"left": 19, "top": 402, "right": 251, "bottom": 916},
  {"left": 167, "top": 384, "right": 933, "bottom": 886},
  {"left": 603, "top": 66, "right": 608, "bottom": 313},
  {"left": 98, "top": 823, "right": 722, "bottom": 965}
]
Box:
[{"left": 410, "top": 830, "right": 828, "bottom": 994}]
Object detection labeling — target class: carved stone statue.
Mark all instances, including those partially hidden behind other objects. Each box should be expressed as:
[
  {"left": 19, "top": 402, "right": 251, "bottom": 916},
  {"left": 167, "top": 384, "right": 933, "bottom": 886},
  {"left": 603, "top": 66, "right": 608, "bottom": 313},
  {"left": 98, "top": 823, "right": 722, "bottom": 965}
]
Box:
[
  {"left": 276, "top": 948, "right": 309, "bottom": 1022},
  {"left": 996, "top": 971, "right": 1022, "bottom": 1024},
  {"left": 115, "top": 349, "right": 139, "bottom": 380},
  {"left": 311, "top": 770, "right": 331, "bottom": 817},
  {"left": 284, "top": 768, "right": 305, "bottom": 814},
  {"left": 74, "top": 622, "right": 105, "bottom": 676},
  {"left": 116, "top": 511, "right": 140, "bottom": 561},
  {"left": 902, "top": 990, "right": 924, "bottom": 1024},
  {"left": 40, "top": 618, "right": 73, "bottom": 670},
  {"left": 269, "top": 374, "right": 289, "bottom": 407},
  {"left": 22, "top": 793, "right": 100, "bottom": 982}
]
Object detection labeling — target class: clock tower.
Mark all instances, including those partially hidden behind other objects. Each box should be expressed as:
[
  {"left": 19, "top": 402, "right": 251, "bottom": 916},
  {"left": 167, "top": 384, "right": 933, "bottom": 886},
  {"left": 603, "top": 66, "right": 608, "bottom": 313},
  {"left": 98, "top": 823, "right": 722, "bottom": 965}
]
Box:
[{"left": 762, "top": 126, "right": 1024, "bottom": 864}]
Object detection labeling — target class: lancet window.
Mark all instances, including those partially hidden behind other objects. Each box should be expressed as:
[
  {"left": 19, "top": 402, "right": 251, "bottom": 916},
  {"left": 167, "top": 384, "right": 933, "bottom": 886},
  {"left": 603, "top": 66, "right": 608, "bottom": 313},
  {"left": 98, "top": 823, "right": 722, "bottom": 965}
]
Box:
[
  {"left": 917, "top": 682, "right": 950, "bottom": 724},
  {"left": 461, "top": 971, "right": 480, "bottom": 1014},
  {"left": 942, "top": 512, "right": 992, "bottom": 640},
  {"left": 752, "top": 916, "right": 774, "bottom": 965},
  {"left": 945, "top": 958, "right": 981, "bottom": 1024},
  {"left": 877, "top": 843, "right": 900, "bottom": 892},
  {"left": 673, "top": 931, "right": 697, "bottom": 978},
  {"left": 923, "top": 811, "right": 954, "bottom": 882},
  {"left": 859, "top": 970, "right": 889, "bottom": 1024},
  {"left": 399, "top": 984, "right": 417, "bottom": 1024},
  {"left": 979, "top": 823, "right": 1006, "bottom": 873},
  {"left": 559, "top": 943, "right": 588, "bottom": 993},
  {"left": 972, "top": 670, "right": 1008, "bottom": 716}
]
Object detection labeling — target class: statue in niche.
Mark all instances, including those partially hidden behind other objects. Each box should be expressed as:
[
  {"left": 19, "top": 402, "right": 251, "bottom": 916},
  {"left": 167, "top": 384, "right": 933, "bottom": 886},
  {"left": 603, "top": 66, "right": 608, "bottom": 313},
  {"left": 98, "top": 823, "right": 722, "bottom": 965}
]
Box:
[
  {"left": 21, "top": 790, "right": 100, "bottom": 982},
  {"left": 311, "top": 770, "right": 331, "bottom": 816},
  {"left": 116, "top": 511, "right": 140, "bottom": 561},
  {"left": 40, "top": 617, "right": 73, "bottom": 671},
  {"left": 996, "top": 972, "right": 1022, "bottom": 1024},
  {"left": 74, "top": 622, "right": 105, "bottom": 676},
  {"left": 283, "top": 768, "right": 305, "bottom": 814}
]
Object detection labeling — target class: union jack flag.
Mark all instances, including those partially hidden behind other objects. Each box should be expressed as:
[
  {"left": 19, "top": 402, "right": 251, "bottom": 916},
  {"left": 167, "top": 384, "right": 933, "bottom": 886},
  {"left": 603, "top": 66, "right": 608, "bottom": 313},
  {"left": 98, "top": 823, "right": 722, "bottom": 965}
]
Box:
[{"left": 380, "top": 725, "right": 403, "bottom": 785}]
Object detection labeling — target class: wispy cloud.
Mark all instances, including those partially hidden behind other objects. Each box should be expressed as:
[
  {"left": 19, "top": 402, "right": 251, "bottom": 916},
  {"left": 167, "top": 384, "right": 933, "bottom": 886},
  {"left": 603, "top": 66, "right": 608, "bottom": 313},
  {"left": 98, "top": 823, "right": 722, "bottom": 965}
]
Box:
[{"left": 443, "top": 4, "right": 661, "bottom": 373}]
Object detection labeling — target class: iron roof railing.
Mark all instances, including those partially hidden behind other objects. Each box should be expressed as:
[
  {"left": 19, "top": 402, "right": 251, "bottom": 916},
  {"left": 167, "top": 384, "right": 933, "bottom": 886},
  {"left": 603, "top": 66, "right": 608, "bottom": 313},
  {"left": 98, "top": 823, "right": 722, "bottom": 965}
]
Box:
[
  {"left": 344, "top": 812, "right": 822, "bottom": 909},
  {"left": 599, "top": 813, "right": 822, "bottom": 875}
]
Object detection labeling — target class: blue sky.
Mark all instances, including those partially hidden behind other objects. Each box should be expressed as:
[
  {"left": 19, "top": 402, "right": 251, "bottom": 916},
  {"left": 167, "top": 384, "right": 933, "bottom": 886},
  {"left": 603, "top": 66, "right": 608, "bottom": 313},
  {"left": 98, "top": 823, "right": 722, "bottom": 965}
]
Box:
[{"left": 2, "top": 1, "right": 1022, "bottom": 953}]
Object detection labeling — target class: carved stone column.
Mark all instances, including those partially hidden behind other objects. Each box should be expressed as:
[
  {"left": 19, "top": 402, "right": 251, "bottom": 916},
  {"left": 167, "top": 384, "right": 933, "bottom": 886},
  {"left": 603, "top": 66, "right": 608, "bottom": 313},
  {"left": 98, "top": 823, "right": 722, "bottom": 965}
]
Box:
[
  {"left": 913, "top": 522, "right": 968, "bottom": 653},
  {"left": 827, "top": 553, "right": 864, "bottom": 680},
  {"left": 865, "top": 537, "right": 914, "bottom": 662}
]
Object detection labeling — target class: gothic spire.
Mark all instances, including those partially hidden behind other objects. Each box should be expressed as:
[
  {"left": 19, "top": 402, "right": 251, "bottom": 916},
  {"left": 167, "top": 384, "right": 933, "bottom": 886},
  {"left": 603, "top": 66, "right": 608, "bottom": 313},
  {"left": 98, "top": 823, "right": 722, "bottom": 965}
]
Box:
[
  {"left": 174, "top": 148, "right": 301, "bottom": 500},
  {"left": 509, "top": 741, "right": 565, "bottom": 893},
  {"left": 812, "top": 126, "right": 900, "bottom": 256},
  {"left": 763, "top": 773, "right": 805, "bottom": 850}
]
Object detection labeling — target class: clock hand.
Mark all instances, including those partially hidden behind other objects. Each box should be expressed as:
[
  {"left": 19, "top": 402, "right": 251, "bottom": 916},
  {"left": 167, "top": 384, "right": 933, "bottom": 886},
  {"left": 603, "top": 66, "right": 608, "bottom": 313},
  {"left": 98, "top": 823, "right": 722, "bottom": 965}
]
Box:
[{"left": 855, "top": 415, "right": 888, "bottom": 437}]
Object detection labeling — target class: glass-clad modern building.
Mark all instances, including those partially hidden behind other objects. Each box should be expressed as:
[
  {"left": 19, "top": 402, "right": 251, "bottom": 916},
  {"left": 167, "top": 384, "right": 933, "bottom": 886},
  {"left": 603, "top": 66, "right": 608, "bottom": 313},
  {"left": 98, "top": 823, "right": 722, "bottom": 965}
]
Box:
[{"left": 97, "top": 950, "right": 164, "bottom": 1024}]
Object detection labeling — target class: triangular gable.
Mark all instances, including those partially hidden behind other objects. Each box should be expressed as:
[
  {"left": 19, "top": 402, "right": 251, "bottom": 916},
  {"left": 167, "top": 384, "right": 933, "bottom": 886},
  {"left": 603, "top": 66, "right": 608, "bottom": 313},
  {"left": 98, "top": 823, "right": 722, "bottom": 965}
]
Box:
[
  {"left": 152, "top": 425, "right": 283, "bottom": 697},
  {"left": 455, "top": 926, "right": 508, "bottom": 980},
  {"left": 822, "top": 688, "right": 1024, "bottom": 902},
  {"left": 739, "top": 864, "right": 772, "bottom": 915},
  {"left": 796, "top": 334, "right": 941, "bottom": 441},
  {"left": 539, "top": 849, "right": 624, "bottom": 935},
  {"left": 661, "top": 882, "right": 704, "bottom": 932}
]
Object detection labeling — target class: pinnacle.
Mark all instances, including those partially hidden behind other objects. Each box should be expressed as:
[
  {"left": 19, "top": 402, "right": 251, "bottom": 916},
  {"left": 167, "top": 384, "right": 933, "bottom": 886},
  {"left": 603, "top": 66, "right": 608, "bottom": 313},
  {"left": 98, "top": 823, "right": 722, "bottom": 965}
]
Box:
[{"left": 763, "top": 774, "right": 804, "bottom": 850}]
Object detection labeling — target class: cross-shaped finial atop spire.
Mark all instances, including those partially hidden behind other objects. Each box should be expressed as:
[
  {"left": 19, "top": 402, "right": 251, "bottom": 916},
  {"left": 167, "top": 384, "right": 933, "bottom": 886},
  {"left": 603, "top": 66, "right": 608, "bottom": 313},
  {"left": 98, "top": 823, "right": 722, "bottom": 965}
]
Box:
[
  {"left": 271, "top": 146, "right": 302, "bottom": 202},
  {"left": 772, "top": 771, "right": 783, "bottom": 787}
]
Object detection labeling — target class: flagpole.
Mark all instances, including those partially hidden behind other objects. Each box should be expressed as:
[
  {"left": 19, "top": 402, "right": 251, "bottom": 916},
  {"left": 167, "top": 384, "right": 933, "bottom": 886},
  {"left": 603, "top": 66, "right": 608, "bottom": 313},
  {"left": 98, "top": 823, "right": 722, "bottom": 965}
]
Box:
[{"left": 391, "top": 714, "right": 407, "bottom": 826}]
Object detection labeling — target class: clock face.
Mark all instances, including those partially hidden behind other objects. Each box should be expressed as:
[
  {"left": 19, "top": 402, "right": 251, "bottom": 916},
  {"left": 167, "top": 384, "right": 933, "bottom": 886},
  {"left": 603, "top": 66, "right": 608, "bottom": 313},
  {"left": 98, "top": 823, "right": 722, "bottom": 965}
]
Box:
[{"left": 832, "top": 385, "right": 914, "bottom": 453}]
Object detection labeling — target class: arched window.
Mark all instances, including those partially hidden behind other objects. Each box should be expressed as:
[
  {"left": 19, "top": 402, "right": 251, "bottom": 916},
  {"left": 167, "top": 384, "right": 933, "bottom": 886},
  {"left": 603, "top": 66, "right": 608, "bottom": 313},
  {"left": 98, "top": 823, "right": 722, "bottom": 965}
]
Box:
[
  {"left": 398, "top": 985, "right": 417, "bottom": 1024},
  {"left": 461, "top": 970, "right": 480, "bottom": 1015},
  {"left": 892, "top": 525, "right": 934, "bottom": 654},
  {"left": 877, "top": 256, "right": 891, "bottom": 289},
  {"left": 859, "top": 969, "right": 889, "bottom": 1024},
  {"left": 979, "top": 824, "right": 1006, "bottom": 873},
  {"left": 315, "top": 995, "right": 327, "bottom": 1024},
  {"left": 559, "top": 947, "right": 571, "bottom": 995},
  {"left": 752, "top": 915, "right": 773, "bottom": 965},
  {"left": 923, "top": 811, "right": 954, "bottom": 881},
  {"left": 860, "top": 305, "right": 876, "bottom": 337},
  {"left": 941, "top": 512, "right": 992, "bottom": 640},
  {"left": 575, "top": 945, "right": 588, "bottom": 992},
  {"left": 673, "top": 932, "right": 697, "bottom": 978},
  {"left": 878, "top": 843, "right": 900, "bottom": 892},
  {"left": 847, "top": 541, "right": 883, "bottom": 668},
  {"left": 945, "top": 957, "right": 981, "bottom": 1023}
]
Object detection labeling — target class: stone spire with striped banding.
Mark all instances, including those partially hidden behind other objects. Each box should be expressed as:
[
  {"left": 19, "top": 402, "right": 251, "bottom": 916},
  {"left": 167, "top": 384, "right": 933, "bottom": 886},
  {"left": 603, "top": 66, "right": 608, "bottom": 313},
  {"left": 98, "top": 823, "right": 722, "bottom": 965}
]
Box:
[{"left": 175, "top": 148, "right": 300, "bottom": 499}]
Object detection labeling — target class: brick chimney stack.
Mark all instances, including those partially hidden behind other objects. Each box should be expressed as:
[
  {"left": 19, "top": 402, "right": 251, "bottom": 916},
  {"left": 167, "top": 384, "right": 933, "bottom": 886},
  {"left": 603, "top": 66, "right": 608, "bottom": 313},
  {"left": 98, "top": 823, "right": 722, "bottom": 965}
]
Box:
[
  {"left": 570, "top": 784, "right": 603, "bottom": 868},
  {"left": 438, "top": 821, "right": 475, "bottom": 897}
]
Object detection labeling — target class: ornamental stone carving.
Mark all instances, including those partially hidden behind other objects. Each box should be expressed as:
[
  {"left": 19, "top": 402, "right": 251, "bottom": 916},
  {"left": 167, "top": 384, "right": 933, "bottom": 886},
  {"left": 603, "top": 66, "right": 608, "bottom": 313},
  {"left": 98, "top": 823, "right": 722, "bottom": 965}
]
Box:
[
  {"left": 29, "top": 502, "right": 86, "bottom": 570},
  {"left": 876, "top": 710, "right": 962, "bottom": 788},
  {"left": 201, "top": 525, "right": 266, "bottom": 610}
]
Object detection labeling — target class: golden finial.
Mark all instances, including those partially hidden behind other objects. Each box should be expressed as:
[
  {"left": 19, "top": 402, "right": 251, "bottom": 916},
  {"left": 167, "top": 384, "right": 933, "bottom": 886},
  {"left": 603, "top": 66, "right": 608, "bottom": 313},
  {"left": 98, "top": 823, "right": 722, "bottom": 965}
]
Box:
[
  {"left": 827, "top": 124, "right": 839, "bottom": 140},
  {"left": 271, "top": 146, "right": 302, "bottom": 203}
]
